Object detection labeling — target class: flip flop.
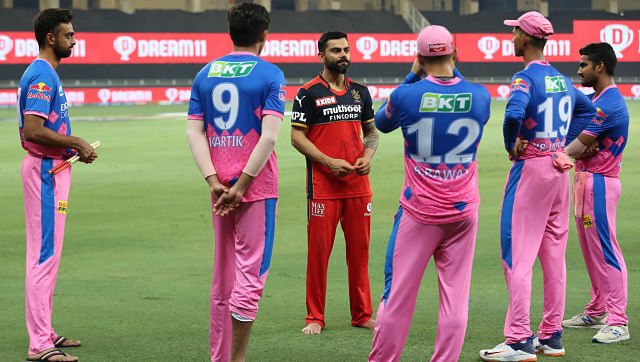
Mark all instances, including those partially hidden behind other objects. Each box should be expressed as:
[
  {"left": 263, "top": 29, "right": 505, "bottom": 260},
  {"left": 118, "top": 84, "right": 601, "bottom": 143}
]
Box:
[
  {"left": 53, "top": 336, "right": 81, "bottom": 348},
  {"left": 26, "top": 349, "right": 77, "bottom": 361}
]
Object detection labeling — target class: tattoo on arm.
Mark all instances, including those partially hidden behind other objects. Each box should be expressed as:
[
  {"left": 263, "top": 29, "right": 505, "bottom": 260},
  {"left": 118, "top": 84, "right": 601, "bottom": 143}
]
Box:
[{"left": 362, "top": 121, "right": 379, "bottom": 151}]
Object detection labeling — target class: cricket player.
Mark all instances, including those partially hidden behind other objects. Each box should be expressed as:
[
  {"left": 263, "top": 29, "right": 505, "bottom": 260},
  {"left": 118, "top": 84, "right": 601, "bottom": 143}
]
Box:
[
  {"left": 291, "top": 31, "right": 379, "bottom": 335},
  {"left": 186, "top": 3, "right": 285, "bottom": 361},
  {"left": 480, "top": 12, "right": 597, "bottom": 361},
  {"left": 19, "top": 8, "right": 97, "bottom": 362},
  {"left": 562, "top": 42, "right": 630, "bottom": 344},
  {"left": 368, "top": 25, "right": 490, "bottom": 362}
]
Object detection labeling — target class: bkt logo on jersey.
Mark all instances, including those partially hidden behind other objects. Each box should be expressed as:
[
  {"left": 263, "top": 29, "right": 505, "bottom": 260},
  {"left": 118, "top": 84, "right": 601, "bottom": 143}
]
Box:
[
  {"left": 419, "top": 92, "right": 472, "bottom": 113},
  {"left": 545, "top": 76, "right": 567, "bottom": 93},
  {"left": 208, "top": 61, "right": 256, "bottom": 78}
]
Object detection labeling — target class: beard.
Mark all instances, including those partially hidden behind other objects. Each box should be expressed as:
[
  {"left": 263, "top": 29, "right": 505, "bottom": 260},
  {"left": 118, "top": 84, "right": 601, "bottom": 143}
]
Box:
[
  {"left": 53, "top": 43, "right": 73, "bottom": 59},
  {"left": 327, "top": 58, "right": 350, "bottom": 74},
  {"left": 580, "top": 76, "right": 595, "bottom": 87}
]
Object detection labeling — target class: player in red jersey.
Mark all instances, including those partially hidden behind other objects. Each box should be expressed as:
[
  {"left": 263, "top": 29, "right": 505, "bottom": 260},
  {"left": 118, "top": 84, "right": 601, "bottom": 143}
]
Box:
[{"left": 291, "top": 31, "right": 379, "bottom": 335}]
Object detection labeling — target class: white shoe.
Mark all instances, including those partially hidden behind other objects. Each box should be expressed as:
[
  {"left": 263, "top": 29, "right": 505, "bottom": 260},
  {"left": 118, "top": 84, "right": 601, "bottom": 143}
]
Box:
[
  {"left": 480, "top": 341, "right": 537, "bottom": 361},
  {"left": 592, "top": 325, "right": 630, "bottom": 344},
  {"left": 562, "top": 312, "right": 607, "bottom": 329}
]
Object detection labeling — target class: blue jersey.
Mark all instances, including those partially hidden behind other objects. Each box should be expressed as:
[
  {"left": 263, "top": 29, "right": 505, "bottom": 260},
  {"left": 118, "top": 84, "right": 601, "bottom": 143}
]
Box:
[
  {"left": 575, "top": 86, "right": 629, "bottom": 178},
  {"left": 503, "top": 60, "right": 595, "bottom": 158},
  {"left": 375, "top": 72, "right": 491, "bottom": 224},
  {"left": 18, "top": 58, "right": 72, "bottom": 159},
  {"left": 188, "top": 51, "right": 286, "bottom": 201}
]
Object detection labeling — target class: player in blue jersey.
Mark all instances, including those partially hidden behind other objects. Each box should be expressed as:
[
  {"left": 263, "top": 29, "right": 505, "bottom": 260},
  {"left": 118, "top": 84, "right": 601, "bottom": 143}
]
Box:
[
  {"left": 563, "top": 42, "right": 630, "bottom": 343},
  {"left": 369, "top": 25, "right": 490, "bottom": 362},
  {"left": 480, "top": 12, "right": 596, "bottom": 362},
  {"left": 19, "top": 8, "right": 97, "bottom": 362},
  {"left": 186, "top": 3, "right": 286, "bottom": 361}
]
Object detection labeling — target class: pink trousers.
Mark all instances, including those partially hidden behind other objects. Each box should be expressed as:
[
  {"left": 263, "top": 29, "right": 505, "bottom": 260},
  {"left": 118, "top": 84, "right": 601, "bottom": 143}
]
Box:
[
  {"left": 500, "top": 157, "right": 569, "bottom": 343},
  {"left": 574, "top": 172, "right": 628, "bottom": 325},
  {"left": 369, "top": 208, "right": 478, "bottom": 362},
  {"left": 209, "top": 198, "right": 277, "bottom": 362},
  {"left": 22, "top": 154, "right": 71, "bottom": 355}
]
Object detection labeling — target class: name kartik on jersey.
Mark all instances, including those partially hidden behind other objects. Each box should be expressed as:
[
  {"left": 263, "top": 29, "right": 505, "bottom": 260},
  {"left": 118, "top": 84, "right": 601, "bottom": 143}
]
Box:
[{"left": 208, "top": 135, "right": 243, "bottom": 148}]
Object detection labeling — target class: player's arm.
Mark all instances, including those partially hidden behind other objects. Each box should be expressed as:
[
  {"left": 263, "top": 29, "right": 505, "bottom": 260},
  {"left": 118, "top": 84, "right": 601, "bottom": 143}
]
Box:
[
  {"left": 566, "top": 88, "right": 597, "bottom": 144},
  {"left": 566, "top": 132, "right": 597, "bottom": 159},
  {"left": 503, "top": 76, "right": 531, "bottom": 157},
  {"left": 185, "top": 119, "right": 228, "bottom": 198},
  {"left": 22, "top": 114, "right": 96, "bottom": 163},
  {"left": 354, "top": 89, "right": 379, "bottom": 175},
  {"left": 290, "top": 87, "right": 354, "bottom": 177}
]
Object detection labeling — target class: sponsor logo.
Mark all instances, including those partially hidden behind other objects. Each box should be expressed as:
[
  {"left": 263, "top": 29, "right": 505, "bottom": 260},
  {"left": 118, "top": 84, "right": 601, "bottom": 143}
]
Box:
[
  {"left": 261, "top": 39, "right": 316, "bottom": 57},
  {"left": 27, "top": 82, "right": 51, "bottom": 102},
  {"left": 592, "top": 108, "right": 606, "bottom": 125},
  {"left": 315, "top": 96, "right": 337, "bottom": 107},
  {"left": 364, "top": 202, "right": 372, "bottom": 217},
  {"left": 545, "top": 76, "right": 567, "bottom": 93},
  {"left": 208, "top": 61, "right": 256, "bottom": 78},
  {"left": 356, "top": 36, "right": 378, "bottom": 60},
  {"left": 600, "top": 24, "right": 633, "bottom": 58},
  {"left": 291, "top": 111, "right": 306, "bottom": 122},
  {"left": 511, "top": 77, "right": 530, "bottom": 94},
  {"left": 57, "top": 200, "right": 68, "bottom": 214},
  {"left": 114, "top": 36, "right": 207, "bottom": 61},
  {"left": 97, "top": 88, "right": 153, "bottom": 103},
  {"left": 428, "top": 42, "right": 446, "bottom": 53},
  {"left": 294, "top": 95, "right": 306, "bottom": 107},
  {"left": 311, "top": 201, "right": 325, "bottom": 217},
  {"left": 279, "top": 92, "right": 286, "bottom": 101},
  {"left": 419, "top": 92, "right": 472, "bottom": 113},
  {"left": 497, "top": 85, "right": 511, "bottom": 98},
  {"left": 0, "top": 35, "right": 13, "bottom": 60},
  {"left": 322, "top": 104, "right": 362, "bottom": 122},
  {"left": 583, "top": 214, "right": 593, "bottom": 228},
  {"left": 631, "top": 84, "right": 640, "bottom": 98},
  {"left": 477, "top": 36, "right": 500, "bottom": 59}
]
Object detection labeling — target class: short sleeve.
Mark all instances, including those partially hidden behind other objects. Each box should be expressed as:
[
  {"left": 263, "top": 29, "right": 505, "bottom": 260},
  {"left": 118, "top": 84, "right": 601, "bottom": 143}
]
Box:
[
  {"left": 361, "top": 87, "right": 375, "bottom": 124},
  {"left": 582, "top": 106, "right": 616, "bottom": 137},
  {"left": 187, "top": 73, "right": 204, "bottom": 121},
  {"left": 262, "top": 68, "right": 286, "bottom": 119},
  {"left": 291, "top": 87, "right": 313, "bottom": 128},
  {"left": 24, "top": 73, "right": 56, "bottom": 120}
]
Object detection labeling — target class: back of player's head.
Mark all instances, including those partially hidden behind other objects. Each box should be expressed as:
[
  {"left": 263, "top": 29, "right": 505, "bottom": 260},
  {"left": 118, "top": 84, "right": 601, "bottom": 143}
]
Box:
[
  {"left": 227, "top": 2, "right": 270, "bottom": 47},
  {"left": 33, "top": 8, "right": 73, "bottom": 48},
  {"left": 318, "top": 31, "right": 348, "bottom": 53},
  {"left": 417, "top": 25, "right": 454, "bottom": 63},
  {"left": 579, "top": 42, "right": 617, "bottom": 76}
]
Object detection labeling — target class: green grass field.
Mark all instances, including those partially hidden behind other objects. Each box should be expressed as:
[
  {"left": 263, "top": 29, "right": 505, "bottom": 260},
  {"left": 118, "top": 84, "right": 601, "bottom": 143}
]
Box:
[{"left": 0, "top": 101, "right": 638, "bottom": 361}]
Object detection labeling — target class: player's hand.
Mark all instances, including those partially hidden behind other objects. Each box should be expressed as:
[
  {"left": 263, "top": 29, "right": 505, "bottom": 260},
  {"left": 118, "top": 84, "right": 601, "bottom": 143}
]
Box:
[
  {"left": 72, "top": 137, "right": 98, "bottom": 163},
  {"left": 205, "top": 174, "right": 228, "bottom": 199},
  {"left": 510, "top": 137, "right": 528, "bottom": 158},
  {"left": 214, "top": 187, "right": 243, "bottom": 216},
  {"left": 410, "top": 57, "right": 425, "bottom": 78},
  {"left": 327, "top": 158, "right": 355, "bottom": 177},
  {"left": 581, "top": 141, "right": 599, "bottom": 158},
  {"left": 353, "top": 157, "right": 371, "bottom": 176}
]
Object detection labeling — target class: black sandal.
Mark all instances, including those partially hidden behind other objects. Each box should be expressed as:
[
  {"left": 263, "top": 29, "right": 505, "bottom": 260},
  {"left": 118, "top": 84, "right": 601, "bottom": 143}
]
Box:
[
  {"left": 27, "top": 349, "right": 76, "bottom": 361},
  {"left": 53, "top": 336, "right": 81, "bottom": 348}
]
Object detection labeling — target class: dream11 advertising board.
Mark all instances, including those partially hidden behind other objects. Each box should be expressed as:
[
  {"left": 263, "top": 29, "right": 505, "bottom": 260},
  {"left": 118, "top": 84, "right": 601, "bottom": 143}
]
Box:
[
  {"left": 1, "top": 20, "right": 640, "bottom": 64},
  {"left": 2, "top": 84, "right": 640, "bottom": 107}
]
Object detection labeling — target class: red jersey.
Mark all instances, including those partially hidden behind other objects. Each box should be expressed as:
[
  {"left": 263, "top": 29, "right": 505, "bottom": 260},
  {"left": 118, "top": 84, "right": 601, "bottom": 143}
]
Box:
[{"left": 292, "top": 75, "right": 374, "bottom": 199}]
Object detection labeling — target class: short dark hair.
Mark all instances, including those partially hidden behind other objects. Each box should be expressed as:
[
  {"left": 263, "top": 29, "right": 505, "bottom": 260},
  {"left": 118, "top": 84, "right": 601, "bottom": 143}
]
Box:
[
  {"left": 227, "top": 2, "right": 270, "bottom": 47},
  {"left": 33, "top": 8, "right": 73, "bottom": 48},
  {"left": 579, "top": 42, "right": 617, "bottom": 76},
  {"left": 318, "top": 31, "right": 348, "bottom": 53}
]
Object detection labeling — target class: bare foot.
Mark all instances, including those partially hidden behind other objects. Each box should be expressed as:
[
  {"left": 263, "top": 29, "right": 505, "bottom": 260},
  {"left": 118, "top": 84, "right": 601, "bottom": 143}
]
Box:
[
  {"left": 27, "top": 348, "right": 78, "bottom": 361},
  {"left": 356, "top": 319, "right": 375, "bottom": 330},
  {"left": 302, "top": 323, "right": 322, "bottom": 335}
]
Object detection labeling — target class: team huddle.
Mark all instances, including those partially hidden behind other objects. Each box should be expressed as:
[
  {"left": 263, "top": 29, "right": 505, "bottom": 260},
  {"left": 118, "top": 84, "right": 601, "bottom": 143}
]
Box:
[{"left": 17, "top": 4, "right": 630, "bottom": 362}]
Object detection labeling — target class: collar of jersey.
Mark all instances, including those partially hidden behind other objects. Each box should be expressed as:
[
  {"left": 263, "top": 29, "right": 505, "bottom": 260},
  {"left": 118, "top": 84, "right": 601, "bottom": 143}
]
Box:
[
  {"left": 317, "top": 73, "right": 350, "bottom": 96},
  {"left": 592, "top": 84, "right": 618, "bottom": 103}
]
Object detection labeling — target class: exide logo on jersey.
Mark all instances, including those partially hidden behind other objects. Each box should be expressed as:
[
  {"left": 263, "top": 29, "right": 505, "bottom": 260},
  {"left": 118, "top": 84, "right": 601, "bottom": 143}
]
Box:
[{"left": 315, "top": 96, "right": 337, "bottom": 107}]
